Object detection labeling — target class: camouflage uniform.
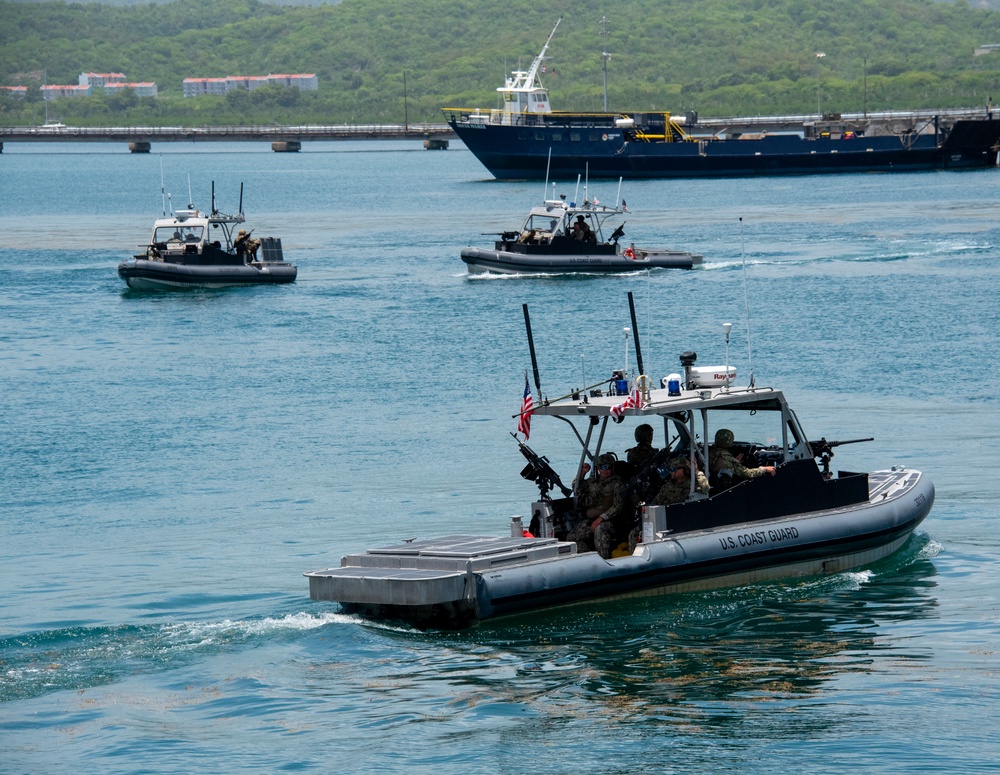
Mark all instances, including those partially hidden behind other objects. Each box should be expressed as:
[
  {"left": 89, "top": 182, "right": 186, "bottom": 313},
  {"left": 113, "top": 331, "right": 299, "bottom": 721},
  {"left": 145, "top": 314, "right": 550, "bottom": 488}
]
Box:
[
  {"left": 628, "top": 459, "right": 708, "bottom": 553},
  {"left": 709, "top": 447, "right": 770, "bottom": 481},
  {"left": 568, "top": 454, "right": 623, "bottom": 558},
  {"left": 653, "top": 465, "right": 710, "bottom": 505},
  {"left": 626, "top": 424, "right": 659, "bottom": 466}
]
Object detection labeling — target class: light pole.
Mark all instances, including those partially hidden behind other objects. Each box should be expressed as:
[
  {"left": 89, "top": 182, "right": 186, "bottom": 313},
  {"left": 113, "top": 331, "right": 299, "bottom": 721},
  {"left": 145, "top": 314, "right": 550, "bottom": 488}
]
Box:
[{"left": 815, "top": 52, "right": 826, "bottom": 115}]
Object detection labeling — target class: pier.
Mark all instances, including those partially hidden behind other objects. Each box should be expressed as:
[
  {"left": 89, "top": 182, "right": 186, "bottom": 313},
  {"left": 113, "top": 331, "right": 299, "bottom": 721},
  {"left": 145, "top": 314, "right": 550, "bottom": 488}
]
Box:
[{"left": 0, "top": 123, "right": 454, "bottom": 152}]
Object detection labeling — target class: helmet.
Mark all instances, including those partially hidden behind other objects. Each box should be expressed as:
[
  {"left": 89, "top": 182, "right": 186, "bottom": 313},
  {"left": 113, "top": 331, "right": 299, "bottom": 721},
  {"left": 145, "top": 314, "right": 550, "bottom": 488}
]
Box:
[
  {"left": 668, "top": 456, "right": 691, "bottom": 474},
  {"left": 597, "top": 452, "right": 617, "bottom": 466},
  {"left": 634, "top": 424, "right": 653, "bottom": 444},
  {"left": 714, "top": 428, "right": 734, "bottom": 448}
]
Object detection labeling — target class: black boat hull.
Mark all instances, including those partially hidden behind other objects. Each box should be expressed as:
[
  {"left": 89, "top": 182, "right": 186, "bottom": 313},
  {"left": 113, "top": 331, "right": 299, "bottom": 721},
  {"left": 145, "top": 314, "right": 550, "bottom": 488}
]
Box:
[{"left": 118, "top": 259, "right": 297, "bottom": 290}]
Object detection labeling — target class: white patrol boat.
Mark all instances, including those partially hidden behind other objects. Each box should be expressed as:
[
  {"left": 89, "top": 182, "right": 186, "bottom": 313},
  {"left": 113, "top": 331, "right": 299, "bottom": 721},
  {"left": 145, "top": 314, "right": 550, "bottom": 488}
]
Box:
[
  {"left": 306, "top": 301, "right": 933, "bottom": 628},
  {"left": 118, "top": 183, "right": 296, "bottom": 290},
  {"left": 461, "top": 183, "right": 702, "bottom": 275}
]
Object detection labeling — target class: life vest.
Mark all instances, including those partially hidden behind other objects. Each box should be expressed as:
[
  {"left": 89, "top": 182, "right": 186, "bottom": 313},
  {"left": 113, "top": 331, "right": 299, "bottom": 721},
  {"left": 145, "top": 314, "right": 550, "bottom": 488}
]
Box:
[{"left": 623, "top": 246, "right": 635, "bottom": 260}]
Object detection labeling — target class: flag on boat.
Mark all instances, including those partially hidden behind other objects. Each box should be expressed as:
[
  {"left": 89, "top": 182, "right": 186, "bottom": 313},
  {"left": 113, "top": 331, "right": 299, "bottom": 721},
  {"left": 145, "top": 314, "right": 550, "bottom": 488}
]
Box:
[
  {"left": 611, "top": 386, "right": 643, "bottom": 423},
  {"left": 517, "top": 376, "right": 533, "bottom": 440}
]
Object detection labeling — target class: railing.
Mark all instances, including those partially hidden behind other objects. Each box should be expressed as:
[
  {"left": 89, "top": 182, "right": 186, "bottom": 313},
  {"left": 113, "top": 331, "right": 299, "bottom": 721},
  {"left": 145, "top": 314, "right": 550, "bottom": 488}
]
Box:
[{"left": 0, "top": 123, "right": 455, "bottom": 141}]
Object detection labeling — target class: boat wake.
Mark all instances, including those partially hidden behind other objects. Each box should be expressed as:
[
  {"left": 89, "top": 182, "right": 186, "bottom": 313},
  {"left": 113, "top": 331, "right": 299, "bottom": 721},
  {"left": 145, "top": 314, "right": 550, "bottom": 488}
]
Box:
[{"left": 0, "top": 611, "right": 345, "bottom": 703}]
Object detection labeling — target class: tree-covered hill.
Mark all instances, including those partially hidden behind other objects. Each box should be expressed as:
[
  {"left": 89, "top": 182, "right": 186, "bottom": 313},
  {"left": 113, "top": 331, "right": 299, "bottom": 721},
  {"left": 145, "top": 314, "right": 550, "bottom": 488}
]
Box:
[{"left": 2, "top": 0, "right": 1000, "bottom": 126}]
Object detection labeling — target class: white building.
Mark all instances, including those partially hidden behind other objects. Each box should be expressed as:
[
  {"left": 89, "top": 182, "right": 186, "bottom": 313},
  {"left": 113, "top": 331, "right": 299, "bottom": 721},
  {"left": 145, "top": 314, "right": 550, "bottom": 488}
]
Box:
[
  {"left": 104, "top": 81, "right": 158, "bottom": 98},
  {"left": 183, "top": 74, "right": 319, "bottom": 97},
  {"left": 79, "top": 72, "right": 126, "bottom": 87},
  {"left": 41, "top": 84, "right": 92, "bottom": 100},
  {"left": 0, "top": 86, "right": 28, "bottom": 98}
]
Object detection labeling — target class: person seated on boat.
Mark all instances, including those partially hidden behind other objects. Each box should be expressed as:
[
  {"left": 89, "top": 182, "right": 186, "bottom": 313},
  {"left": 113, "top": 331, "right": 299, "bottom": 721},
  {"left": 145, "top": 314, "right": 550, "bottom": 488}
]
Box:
[
  {"left": 568, "top": 452, "right": 624, "bottom": 558},
  {"left": 170, "top": 230, "right": 182, "bottom": 242},
  {"left": 517, "top": 228, "right": 537, "bottom": 245},
  {"left": 709, "top": 428, "right": 776, "bottom": 491},
  {"left": 573, "top": 215, "right": 596, "bottom": 244},
  {"left": 626, "top": 457, "right": 710, "bottom": 553},
  {"left": 626, "top": 424, "right": 659, "bottom": 466}
]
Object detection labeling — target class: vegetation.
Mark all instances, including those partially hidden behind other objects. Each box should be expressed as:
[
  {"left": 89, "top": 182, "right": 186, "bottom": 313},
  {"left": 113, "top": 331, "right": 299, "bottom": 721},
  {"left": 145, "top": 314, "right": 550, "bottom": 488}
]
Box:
[{"left": 2, "top": 0, "right": 1000, "bottom": 126}]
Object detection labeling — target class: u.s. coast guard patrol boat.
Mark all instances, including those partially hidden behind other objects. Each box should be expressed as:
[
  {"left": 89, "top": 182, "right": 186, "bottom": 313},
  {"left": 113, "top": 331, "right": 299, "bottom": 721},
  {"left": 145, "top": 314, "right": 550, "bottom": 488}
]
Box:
[
  {"left": 118, "top": 182, "right": 296, "bottom": 290},
  {"left": 306, "top": 303, "right": 933, "bottom": 628},
  {"left": 461, "top": 182, "right": 702, "bottom": 275}
]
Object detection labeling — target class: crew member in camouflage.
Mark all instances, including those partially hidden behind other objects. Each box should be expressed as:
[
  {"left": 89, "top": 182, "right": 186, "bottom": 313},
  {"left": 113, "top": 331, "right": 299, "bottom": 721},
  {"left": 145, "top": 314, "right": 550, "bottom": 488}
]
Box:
[
  {"left": 625, "top": 424, "right": 659, "bottom": 466},
  {"left": 568, "top": 453, "right": 623, "bottom": 557},
  {"left": 709, "top": 428, "right": 776, "bottom": 487},
  {"left": 627, "top": 457, "right": 710, "bottom": 553},
  {"left": 654, "top": 457, "right": 710, "bottom": 505}
]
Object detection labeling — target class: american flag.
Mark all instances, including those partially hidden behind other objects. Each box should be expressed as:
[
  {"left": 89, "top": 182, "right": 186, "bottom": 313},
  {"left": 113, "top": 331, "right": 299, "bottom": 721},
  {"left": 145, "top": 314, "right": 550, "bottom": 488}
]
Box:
[
  {"left": 517, "top": 377, "right": 533, "bottom": 439},
  {"left": 611, "top": 386, "right": 643, "bottom": 422}
]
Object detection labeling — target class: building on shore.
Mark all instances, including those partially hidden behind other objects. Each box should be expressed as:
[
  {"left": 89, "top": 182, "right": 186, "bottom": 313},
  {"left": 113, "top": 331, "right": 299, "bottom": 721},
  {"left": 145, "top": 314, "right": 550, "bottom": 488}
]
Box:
[
  {"left": 0, "top": 86, "right": 28, "bottom": 98},
  {"left": 104, "top": 81, "right": 158, "bottom": 98},
  {"left": 41, "top": 84, "right": 92, "bottom": 100},
  {"left": 183, "top": 73, "right": 318, "bottom": 97},
  {"left": 79, "top": 72, "right": 126, "bottom": 88}
]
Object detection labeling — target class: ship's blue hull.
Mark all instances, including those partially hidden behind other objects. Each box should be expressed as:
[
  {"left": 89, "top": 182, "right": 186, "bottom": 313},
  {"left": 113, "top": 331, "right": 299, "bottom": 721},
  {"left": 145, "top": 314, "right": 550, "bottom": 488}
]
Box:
[{"left": 450, "top": 117, "right": 1000, "bottom": 179}]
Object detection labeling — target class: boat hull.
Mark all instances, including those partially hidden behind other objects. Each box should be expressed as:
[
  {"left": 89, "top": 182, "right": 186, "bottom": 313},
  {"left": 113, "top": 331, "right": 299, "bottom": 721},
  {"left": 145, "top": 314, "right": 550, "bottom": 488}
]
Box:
[
  {"left": 118, "top": 259, "right": 297, "bottom": 290},
  {"left": 462, "top": 246, "right": 702, "bottom": 274},
  {"left": 306, "top": 467, "right": 934, "bottom": 628},
  {"left": 451, "top": 118, "right": 1000, "bottom": 180}
]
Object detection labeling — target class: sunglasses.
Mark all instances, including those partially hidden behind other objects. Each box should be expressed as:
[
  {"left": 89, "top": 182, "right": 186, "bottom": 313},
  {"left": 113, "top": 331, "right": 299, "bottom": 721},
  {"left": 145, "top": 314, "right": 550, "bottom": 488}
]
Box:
[{"left": 599, "top": 464, "right": 612, "bottom": 470}]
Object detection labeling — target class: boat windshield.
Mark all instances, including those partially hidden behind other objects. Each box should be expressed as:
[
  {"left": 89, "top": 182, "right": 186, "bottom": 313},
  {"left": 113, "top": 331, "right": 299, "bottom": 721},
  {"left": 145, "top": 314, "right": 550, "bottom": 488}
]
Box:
[
  {"left": 524, "top": 214, "right": 566, "bottom": 237},
  {"left": 155, "top": 225, "right": 204, "bottom": 244}
]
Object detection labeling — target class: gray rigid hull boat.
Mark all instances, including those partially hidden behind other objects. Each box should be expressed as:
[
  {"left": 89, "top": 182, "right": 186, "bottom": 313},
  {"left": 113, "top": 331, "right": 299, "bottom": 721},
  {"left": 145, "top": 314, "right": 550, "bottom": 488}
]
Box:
[
  {"left": 118, "top": 185, "right": 296, "bottom": 290},
  {"left": 461, "top": 193, "right": 702, "bottom": 275},
  {"left": 306, "top": 325, "right": 932, "bottom": 628}
]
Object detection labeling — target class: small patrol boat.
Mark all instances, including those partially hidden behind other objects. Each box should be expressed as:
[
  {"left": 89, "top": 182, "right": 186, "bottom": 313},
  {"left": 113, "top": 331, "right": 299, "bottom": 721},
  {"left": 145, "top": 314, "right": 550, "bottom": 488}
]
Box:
[
  {"left": 461, "top": 182, "right": 702, "bottom": 275},
  {"left": 118, "top": 182, "right": 296, "bottom": 291},
  {"left": 306, "top": 299, "right": 933, "bottom": 628}
]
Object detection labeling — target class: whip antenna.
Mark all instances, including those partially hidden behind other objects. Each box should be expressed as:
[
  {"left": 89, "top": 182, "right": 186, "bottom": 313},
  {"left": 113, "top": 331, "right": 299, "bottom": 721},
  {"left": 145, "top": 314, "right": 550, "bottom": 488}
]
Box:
[
  {"left": 543, "top": 147, "right": 552, "bottom": 201},
  {"left": 627, "top": 290, "right": 645, "bottom": 377},
  {"left": 159, "top": 155, "right": 166, "bottom": 217},
  {"left": 522, "top": 304, "right": 542, "bottom": 397},
  {"left": 740, "top": 217, "right": 755, "bottom": 388}
]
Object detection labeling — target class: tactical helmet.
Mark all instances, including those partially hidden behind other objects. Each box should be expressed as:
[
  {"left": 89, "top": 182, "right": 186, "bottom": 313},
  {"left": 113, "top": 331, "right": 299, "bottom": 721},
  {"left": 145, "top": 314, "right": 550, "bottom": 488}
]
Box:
[
  {"left": 714, "top": 428, "right": 735, "bottom": 448},
  {"left": 669, "top": 456, "right": 691, "bottom": 474},
  {"left": 597, "top": 452, "right": 617, "bottom": 466},
  {"left": 634, "top": 423, "right": 654, "bottom": 444}
]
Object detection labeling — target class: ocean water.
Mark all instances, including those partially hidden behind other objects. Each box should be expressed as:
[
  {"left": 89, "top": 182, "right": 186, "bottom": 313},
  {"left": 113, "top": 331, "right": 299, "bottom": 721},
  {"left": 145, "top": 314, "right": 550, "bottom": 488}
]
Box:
[{"left": 1, "top": 140, "right": 999, "bottom": 774}]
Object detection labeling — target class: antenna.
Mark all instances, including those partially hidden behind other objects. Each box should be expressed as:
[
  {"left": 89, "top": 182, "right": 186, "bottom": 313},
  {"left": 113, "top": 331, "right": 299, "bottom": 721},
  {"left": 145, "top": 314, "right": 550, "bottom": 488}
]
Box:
[
  {"left": 627, "top": 291, "right": 645, "bottom": 377},
  {"left": 543, "top": 148, "right": 552, "bottom": 201},
  {"left": 522, "top": 304, "right": 542, "bottom": 397},
  {"left": 238, "top": 182, "right": 244, "bottom": 217},
  {"left": 739, "top": 218, "right": 755, "bottom": 388},
  {"left": 186, "top": 175, "right": 193, "bottom": 210},
  {"left": 615, "top": 177, "right": 623, "bottom": 209},
  {"left": 573, "top": 174, "right": 581, "bottom": 205},
  {"left": 159, "top": 155, "right": 166, "bottom": 217},
  {"left": 600, "top": 16, "right": 610, "bottom": 112},
  {"left": 722, "top": 322, "right": 733, "bottom": 392},
  {"left": 623, "top": 327, "right": 630, "bottom": 375},
  {"left": 211, "top": 180, "right": 216, "bottom": 215}
]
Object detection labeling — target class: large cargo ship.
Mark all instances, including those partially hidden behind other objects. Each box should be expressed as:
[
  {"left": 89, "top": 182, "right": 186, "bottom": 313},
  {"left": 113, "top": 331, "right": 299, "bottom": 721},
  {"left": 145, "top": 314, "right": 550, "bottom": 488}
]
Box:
[{"left": 443, "top": 20, "right": 1000, "bottom": 180}]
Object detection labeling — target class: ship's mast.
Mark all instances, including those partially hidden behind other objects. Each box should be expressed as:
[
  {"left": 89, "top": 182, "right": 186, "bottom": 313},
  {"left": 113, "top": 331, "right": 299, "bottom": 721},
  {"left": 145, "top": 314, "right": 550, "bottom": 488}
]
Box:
[{"left": 521, "top": 17, "right": 561, "bottom": 89}]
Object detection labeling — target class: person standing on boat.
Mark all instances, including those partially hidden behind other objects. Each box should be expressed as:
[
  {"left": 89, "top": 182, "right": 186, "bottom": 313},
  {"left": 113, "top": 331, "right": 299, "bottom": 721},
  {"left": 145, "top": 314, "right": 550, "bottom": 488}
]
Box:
[
  {"left": 709, "top": 428, "right": 776, "bottom": 489},
  {"left": 626, "top": 424, "right": 658, "bottom": 466},
  {"left": 568, "top": 453, "right": 623, "bottom": 556},
  {"left": 234, "top": 229, "right": 260, "bottom": 263}
]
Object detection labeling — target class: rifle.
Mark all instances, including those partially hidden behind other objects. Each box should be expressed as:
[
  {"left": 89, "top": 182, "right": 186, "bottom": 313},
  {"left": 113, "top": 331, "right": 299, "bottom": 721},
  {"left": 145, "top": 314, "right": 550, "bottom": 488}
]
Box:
[
  {"left": 511, "top": 433, "right": 572, "bottom": 499},
  {"left": 809, "top": 437, "right": 874, "bottom": 476}
]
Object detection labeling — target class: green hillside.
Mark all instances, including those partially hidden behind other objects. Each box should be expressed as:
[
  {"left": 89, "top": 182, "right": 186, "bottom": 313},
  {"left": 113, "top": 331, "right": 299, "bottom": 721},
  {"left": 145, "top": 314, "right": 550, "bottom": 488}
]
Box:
[{"left": 3, "top": 0, "right": 1000, "bottom": 126}]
